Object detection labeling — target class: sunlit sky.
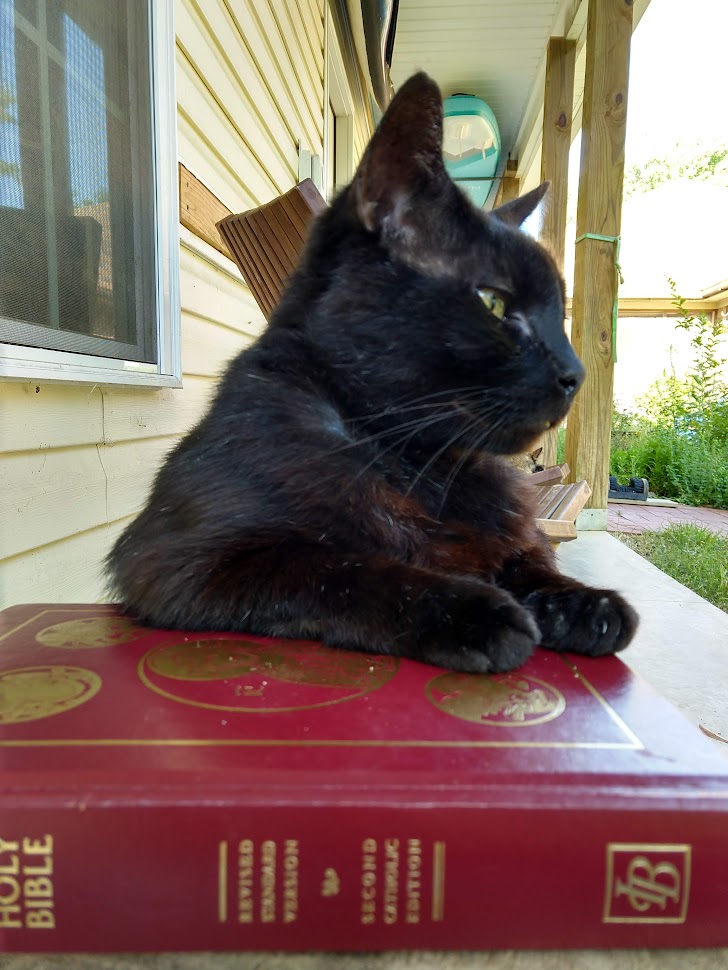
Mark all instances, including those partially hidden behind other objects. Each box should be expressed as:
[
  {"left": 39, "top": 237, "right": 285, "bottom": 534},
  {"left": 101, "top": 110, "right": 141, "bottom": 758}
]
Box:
[
  {"left": 626, "top": 0, "right": 728, "bottom": 163},
  {"left": 568, "top": 0, "right": 728, "bottom": 188},
  {"left": 563, "top": 0, "right": 728, "bottom": 295},
  {"left": 562, "top": 0, "right": 728, "bottom": 405}
]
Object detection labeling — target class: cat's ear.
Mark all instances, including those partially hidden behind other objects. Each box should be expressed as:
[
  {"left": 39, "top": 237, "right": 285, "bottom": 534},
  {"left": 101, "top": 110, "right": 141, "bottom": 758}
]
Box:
[
  {"left": 491, "top": 183, "right": 549, "bottom": 228},
  {"left": 352, "top": 72, "right": 447, "bottom": 234}
]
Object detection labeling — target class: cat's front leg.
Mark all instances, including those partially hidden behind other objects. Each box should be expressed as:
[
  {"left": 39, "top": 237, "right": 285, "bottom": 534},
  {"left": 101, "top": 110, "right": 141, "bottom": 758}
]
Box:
[
  {"left": 498, "top": 545, "right": 638, "bottom": 658},
  {"left": 156, "top": 543, "right": 541, "bottom": 674},
  {"left": 410, "top": 575, "right": 540, "bottom": 672},
  {"left": 263, "top": 552, "right": 543, "bottom": 673}
]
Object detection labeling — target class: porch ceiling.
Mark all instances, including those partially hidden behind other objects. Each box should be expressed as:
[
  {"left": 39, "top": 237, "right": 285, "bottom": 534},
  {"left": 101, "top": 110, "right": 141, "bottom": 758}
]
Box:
[{"left": 389, "top": 0, "right": 650, "bottom": 194}]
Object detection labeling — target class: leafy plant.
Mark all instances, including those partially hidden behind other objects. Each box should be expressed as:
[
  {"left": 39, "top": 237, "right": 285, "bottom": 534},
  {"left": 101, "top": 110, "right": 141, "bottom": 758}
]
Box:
[
  {"left": 637, "top": 281, "right": 727, "bottom": 432},
  {"left": 609, "top": 286, "right": 728, "bottom": 507},
  {"left": 624, "top": 143, "right": 728, "bottom": 197}
]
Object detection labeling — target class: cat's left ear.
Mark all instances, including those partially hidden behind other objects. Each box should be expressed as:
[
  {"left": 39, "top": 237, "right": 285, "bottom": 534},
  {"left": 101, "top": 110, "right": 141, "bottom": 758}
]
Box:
[
  {"left": 491, "top": 182, "right": 549, "bottom": 228},
  {"left": 352, "top": 72, "right": 447, "bottom": 234}
]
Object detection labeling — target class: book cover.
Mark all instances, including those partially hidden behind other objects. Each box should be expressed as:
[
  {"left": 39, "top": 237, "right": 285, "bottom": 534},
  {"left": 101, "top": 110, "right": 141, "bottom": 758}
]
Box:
[{"left": 1, "top": 603, "right": 727, "bottom": 953}]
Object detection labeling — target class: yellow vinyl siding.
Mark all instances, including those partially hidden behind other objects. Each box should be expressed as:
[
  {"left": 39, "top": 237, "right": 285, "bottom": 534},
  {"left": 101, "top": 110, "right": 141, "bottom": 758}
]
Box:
[
  {"left": 0, "top": 522, "right": 131, "bottom": 606},
  {"left": 354, "top": 110, "right": 371, "bottom": 162},
  {"left": 0, "top": 0, "right": 327, "bottom": 608}
]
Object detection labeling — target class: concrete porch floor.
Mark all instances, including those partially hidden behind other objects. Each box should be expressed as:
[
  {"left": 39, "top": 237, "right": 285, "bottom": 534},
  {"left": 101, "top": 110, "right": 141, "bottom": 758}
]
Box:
[{"left": 5, "top": 534, "right": 728, "bottom": 970}]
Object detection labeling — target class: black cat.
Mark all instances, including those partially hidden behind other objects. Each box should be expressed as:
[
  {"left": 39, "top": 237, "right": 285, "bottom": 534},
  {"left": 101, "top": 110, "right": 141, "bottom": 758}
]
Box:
[{"left": 107, "top": 72, "right": 637, "bottom": 673}]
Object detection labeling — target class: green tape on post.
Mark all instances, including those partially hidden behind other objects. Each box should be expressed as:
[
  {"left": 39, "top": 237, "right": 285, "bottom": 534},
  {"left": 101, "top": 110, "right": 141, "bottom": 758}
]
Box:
[{"left": 574, "top": 232, "right": 623, "bottom": 363}]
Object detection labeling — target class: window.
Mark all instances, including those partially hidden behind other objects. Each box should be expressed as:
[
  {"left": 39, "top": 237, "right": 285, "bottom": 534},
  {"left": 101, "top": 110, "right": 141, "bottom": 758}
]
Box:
[
  {"left": 324, "top": 8, "right": 355, "bottom": 202},
  {"left": 0, "top": 0, "right": 179, "bottom": 386}
]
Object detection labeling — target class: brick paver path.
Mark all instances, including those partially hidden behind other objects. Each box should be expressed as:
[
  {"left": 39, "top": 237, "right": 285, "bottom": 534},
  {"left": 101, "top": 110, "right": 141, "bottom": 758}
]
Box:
[{"left": 607, "top": 502, "right": 728, "bottom": 536}]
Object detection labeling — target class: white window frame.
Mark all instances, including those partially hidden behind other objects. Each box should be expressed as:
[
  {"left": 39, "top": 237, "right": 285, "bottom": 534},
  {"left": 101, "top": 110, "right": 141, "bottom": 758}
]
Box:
[
  {"left": 323, "top": 5, "right": 356, "bottom": 199},
  {"left": 0, "top": 0, "right": 181, "bottom": 388}
]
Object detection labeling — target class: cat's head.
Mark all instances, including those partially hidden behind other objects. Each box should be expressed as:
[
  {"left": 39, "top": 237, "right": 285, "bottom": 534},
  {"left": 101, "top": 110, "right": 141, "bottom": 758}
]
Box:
[{"left": 290, "top": 72, "right": 584, "bottom": 456}]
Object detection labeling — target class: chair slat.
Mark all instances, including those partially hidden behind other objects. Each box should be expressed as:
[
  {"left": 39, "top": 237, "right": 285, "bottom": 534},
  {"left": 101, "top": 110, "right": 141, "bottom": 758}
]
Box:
[{"left": 217, "top": 179, "right": 326, "bottom": 319}]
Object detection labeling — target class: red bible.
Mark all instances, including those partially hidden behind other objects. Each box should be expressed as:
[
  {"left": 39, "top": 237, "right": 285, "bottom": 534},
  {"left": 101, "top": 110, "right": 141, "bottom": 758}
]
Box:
[{"left": 1, "top": 602, "right": 727, "bottom": 953}]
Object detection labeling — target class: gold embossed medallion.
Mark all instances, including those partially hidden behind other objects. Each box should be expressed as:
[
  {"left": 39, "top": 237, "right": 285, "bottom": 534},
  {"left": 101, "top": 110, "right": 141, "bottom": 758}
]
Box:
[
  {"left": 139, "top": 638, "right": 399, "bottom": 712},
  {"left": 36, "top": 616, "right": 142, "bottom": 649},
  {"left": 0, "top": 665, "right": 102, "bottom": 724},
  {"left": 425, "top": 670, "right": 565, "bottom": 726}
]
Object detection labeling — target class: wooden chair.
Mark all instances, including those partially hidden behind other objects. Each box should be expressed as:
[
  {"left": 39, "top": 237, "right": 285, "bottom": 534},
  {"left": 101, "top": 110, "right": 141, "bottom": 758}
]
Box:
[
  {"left": 218, "top": 186, "right": 591, "bottom": 547},
  {"left": 530, "top": 463, "right": 591, "bottom": 546},
  {"left": 216, "top": 179, "right": 327, "bottom": 320}
]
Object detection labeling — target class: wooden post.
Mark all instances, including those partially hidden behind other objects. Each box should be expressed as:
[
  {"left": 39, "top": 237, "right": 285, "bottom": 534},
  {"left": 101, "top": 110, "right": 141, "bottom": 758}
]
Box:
[
  {"left": 539, "top": 37, "right": 576, "bottom": 467},
  {"left": 494, "top": 159, "right": 520, "bottom": 207},
  {"left": 564, "top": 0, "right": 633, "bottom": 519}
]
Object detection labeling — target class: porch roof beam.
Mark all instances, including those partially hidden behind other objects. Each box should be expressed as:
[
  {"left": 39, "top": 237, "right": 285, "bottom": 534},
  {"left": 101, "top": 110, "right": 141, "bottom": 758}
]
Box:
[{"left": 565, "top": 295, "right": 728, "bottom": 317}]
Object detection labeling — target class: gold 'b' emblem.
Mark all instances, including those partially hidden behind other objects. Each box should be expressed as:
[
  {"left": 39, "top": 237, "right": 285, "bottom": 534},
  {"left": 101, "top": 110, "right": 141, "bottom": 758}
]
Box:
[{"left": 603, "top": 844, "right": 691, "bottom": 924}]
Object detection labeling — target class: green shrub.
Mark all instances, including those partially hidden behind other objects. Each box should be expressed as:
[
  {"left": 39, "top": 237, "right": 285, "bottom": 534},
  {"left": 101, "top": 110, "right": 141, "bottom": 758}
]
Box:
[
  {"left": 609, "top": 285, "right": 728, "bottom": 508},
  {"left": 556, "top": 424, "right": 565, "bottom": 464},
  {"left": 610, "top": 423, "right": 728, "bottom": 508}
]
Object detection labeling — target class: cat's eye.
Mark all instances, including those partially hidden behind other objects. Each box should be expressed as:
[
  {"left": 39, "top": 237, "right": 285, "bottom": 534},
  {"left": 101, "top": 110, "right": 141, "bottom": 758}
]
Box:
[{"left": 477, "top": 287, "right": 508, "bottom": 320}]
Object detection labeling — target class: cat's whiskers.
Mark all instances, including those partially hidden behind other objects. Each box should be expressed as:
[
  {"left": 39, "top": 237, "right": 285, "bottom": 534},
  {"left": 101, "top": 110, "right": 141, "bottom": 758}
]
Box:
[
  {"left": 352, "top": 393, "right": 500, "bottom": 458},
  {"left": 435, "top": 402, "right": 519, "bottom": 515},
  {"left": 437, "top": 423, "right": 495, "bottom": 517},
  {"left": 404, "top": 395, "right": 506, "bottom": 498},
  {"left": 349, "top": 408, "right": 466, "bottom": 482},
  {"left": 346, "top": 385, "right": 491, "bottom": 430},
  {"left": 328, "top": 406, "right": 461, "bottom": 455},
  {"left": 299, "top": 406, "right": 465, "bottom": 494},
  {"left": 404, "top": 412, "right": 488, "bottom": 498}
]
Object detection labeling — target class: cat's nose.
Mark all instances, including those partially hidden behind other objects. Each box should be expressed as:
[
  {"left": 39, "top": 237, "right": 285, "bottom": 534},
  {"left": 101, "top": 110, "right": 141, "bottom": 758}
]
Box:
[{"left": 557, "top": 360, "right": 585, "bottom": 397}]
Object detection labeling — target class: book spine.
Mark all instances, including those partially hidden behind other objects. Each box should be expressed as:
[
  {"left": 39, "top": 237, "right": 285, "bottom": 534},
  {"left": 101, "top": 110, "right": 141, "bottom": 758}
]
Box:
[{"left": 1, "top": 800, "right": 725, "bottom": 952}]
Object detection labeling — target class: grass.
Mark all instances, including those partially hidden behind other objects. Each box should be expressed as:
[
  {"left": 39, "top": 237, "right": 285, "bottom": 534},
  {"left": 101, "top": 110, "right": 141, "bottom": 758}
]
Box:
[{"left": 616, "top": 524, "right": 728, "bottom": 613}]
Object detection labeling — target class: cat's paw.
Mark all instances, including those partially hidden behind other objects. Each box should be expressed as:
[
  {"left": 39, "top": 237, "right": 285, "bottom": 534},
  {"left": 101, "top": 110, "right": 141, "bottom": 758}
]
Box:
[
  {"left": 524, "top": 586, "right": 638, "bottom": 657},
  {"left": 415, "top": 581, "right": 540, "bottom": 673}
]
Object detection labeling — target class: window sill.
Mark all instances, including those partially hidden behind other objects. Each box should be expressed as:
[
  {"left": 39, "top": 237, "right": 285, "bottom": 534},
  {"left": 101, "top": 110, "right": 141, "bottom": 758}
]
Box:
[{"left": 0, "top": 343, "right": 183, "bottom": 388}]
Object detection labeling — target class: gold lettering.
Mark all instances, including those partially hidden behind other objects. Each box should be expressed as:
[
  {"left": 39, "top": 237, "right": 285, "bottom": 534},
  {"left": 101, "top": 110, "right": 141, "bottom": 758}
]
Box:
[
  {"left": 383, "top": 839, "right": 399, "bottom": 925},
  {"left": 360, "top": 841, "right": 378, "bottom": 924},
  {"left": 0, "top": 836, "right": 55, "bottom": 931},
  {"left": 23, "top": 856, "right": 53, "bottom": 877},
  {"left": 405, "top": 839, "right": 422, "bottom": 924},
  {"left": 0, "top": 906, "right": 22, "bottom": 929},
  {"left": 260, "top": 840, "right": 276, "bottom": 923},
  {"left": 0, "top": 855, "right": 19, "bottom": 876},
  {"left": 24, "top": 878, "right": 53, "bottom": 899},
  {"left": 282, "top": 841, "right": 299, "bottom": 924},
  {"left": 238, "top": 840, "right": 254, "bottom": 924},
  {"left": 22, "top": 836, "right": 53, "bottom": 856},
  {"left": 26, "top": 910, "right": 55, "bottom": 929},
  {"left": 0, "top": 877, "right": 21, "bottom": 905}
]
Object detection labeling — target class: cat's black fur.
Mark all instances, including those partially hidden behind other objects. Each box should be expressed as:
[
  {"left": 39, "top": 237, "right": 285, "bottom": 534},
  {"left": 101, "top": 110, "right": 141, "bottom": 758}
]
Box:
[{"left": 107, "top": 73, "right": 637, "bottom": 673}]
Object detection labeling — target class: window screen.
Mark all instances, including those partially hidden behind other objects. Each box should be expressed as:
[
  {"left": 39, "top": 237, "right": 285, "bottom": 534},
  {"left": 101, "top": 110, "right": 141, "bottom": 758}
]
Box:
[{"left": 0, "top": 0, "right": 157, "bottom": 362}]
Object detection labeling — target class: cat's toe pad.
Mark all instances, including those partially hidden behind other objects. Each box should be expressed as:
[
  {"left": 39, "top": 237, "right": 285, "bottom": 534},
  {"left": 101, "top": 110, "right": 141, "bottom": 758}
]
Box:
[
  {"left": 416, "top": 583, "right": 540, "bottom": 673},
  {"left": 525, "top": 587, "right": 638, "bottom": 656}
]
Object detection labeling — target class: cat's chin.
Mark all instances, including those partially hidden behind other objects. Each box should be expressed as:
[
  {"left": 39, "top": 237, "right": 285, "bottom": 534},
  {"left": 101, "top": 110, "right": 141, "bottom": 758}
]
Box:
[{"left": 488, "top": 426, "right": 558, "bottom": 458}]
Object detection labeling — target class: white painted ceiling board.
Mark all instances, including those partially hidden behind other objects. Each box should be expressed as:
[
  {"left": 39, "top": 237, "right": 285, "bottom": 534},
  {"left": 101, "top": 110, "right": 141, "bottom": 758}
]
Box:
[
  {"left": 391, "top": 0, "right": 567, "bottom": 184},
  {"left": 391, "top": 0, "right": 653, "bottom": 198}
]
